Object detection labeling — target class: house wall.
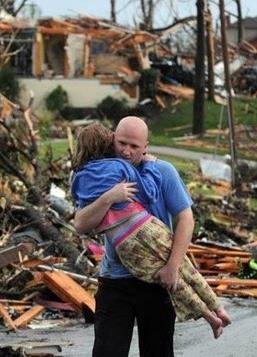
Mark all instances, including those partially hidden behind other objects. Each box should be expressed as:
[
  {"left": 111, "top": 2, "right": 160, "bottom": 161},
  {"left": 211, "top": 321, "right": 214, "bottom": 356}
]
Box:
[
  {"left": 227, "top": 28, "right": 257, "bottom": 44},
  {"left": 19, "top": 78, "right": 138, "bottom": 109}
]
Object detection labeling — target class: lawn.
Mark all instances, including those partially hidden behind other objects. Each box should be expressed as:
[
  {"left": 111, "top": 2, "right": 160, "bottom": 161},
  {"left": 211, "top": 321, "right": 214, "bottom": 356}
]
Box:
[
  {"left": 39, "top": 96, "right": 257, "bottom": 162},
  {"left": 148, "top": 97, "right": 257, "bottom": 160}
]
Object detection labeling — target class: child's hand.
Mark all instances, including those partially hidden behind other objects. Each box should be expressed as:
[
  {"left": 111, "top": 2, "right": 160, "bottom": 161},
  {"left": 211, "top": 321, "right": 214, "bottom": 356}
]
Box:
[
  {"left": 106, "top": 180, "right": 138, "bottom": 204},
  {"left": 142, "top": 154, "right": 157, "bottom": 162}
]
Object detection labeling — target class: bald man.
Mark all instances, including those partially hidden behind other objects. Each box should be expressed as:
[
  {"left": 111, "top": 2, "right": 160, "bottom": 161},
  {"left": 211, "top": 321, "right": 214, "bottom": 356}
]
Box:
[{"left": 74, "top": 116, "right": 194, "bottom": 357}]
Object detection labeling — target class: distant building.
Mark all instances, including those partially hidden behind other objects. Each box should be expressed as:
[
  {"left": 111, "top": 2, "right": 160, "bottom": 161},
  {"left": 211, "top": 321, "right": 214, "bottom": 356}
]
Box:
[{"left": 226, "top": 16, "right": 257, "bottom": 46}]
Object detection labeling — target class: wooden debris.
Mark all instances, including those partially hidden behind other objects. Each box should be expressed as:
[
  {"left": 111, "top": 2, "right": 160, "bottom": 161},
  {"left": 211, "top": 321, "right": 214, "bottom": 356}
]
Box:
[
  {"left": 13, "top": 305, "right": 45, "bottom": 328},
  {"left": 155, "top": 95, "right": 166, "bottom": 109},
  {"left": 42, "top": 271, "right": 95, "bottom": 312},
  {"left": 0, "top": 243, "right": 34, "bottom": 269},
  {"left": 0, "top": 303, "right": 17, "bottom": 331},
  {"left": 157, "top": 82, "right": 194, "bottom": 99}
]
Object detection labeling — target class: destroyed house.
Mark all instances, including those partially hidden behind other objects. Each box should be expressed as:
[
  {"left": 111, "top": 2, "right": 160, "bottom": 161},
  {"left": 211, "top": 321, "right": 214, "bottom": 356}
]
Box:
[
  {"left": 0, "top": 16, "right": 164, "bottom": 107},
  {"left": 226, "top": 16, "right": 257, "bottom": 47}
]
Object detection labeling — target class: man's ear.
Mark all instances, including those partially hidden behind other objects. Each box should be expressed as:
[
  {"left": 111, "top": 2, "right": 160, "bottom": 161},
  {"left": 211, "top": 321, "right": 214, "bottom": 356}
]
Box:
[{"left": 144, "top": 141, "right": 149, "bottom": 154}]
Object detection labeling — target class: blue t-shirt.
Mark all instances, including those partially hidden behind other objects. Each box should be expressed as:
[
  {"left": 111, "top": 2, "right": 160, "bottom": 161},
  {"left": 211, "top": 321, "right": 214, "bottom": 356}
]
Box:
[
  {"left": 71, "top": 158, "right": 162, "bottom": 209},
  {"left": 100, "top": 159, "right": 193, "bottom": 278}
]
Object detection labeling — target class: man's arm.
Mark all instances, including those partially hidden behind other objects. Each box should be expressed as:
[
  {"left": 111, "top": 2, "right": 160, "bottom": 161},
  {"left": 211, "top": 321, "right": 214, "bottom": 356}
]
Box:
[
  {"left": 73, "top": 181, "right": 138, "bottom": 234},
  {"left": 155, "top": 207, "right": 194, "bottom": 292}
]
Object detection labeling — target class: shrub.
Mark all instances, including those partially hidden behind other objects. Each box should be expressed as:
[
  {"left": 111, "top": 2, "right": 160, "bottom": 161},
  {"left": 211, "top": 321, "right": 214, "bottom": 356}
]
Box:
[
  {"left": 45, "top": 85, "right": 68, "bottom": 114},
  {"left": 37, "top": 110, "right": 54, "bottom": 139},
  {"left": 0, "top": 67, "right": 20, "bottom": 100},
  {"left": 97, "top": 96, "right": 130, "bottom": 125}
]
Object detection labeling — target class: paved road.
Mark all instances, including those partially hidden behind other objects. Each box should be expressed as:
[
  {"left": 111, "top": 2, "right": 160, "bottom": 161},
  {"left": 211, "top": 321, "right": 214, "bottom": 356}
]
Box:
[
  {"left": 150, "top": 145, "right": 226, "bottom": 162},
  {"left": 1, "top": 298, "right": 257, "bottom": 356},
  {"left": 149, "top": 145, "right": 257, "bottom": 167}
]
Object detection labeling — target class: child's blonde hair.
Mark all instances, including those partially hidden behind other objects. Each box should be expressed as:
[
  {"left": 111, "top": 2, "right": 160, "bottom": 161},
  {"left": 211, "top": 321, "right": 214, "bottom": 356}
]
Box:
[{"left": 72, "top": 123, "right": 114, "bottom": 170}]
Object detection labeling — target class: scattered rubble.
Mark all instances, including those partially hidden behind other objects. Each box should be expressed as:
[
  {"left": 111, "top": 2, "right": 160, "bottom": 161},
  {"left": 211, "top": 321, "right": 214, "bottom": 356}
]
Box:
[{"left": 1, "top": 93, "right": 257, "bottom": 339}]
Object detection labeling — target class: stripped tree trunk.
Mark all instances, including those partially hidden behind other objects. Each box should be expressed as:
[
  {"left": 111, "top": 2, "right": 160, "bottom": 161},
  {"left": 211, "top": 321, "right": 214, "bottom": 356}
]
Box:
[{"left": 193, "top": 0, "right": 205, "bottom": 135}]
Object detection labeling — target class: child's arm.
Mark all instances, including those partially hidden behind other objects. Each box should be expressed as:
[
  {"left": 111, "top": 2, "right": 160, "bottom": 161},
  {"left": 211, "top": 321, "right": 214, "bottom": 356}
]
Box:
[
  {"left": 73, "top": 181, "right": 138, "bottom": 234},
  {"left": 131, "top": 157, "right": 162, "bottom": 205}
]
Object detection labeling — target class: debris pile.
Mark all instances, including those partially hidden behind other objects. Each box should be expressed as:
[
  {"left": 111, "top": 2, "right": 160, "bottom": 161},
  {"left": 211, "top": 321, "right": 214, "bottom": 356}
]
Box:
[{"left": 1, "top": 93, "right": 257, "bottom": 334}]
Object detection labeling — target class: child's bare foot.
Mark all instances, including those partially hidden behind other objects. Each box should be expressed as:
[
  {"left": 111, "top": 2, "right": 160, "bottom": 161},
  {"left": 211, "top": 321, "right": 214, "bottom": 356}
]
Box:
[
  {"left": 215, "top": 307, "right": 232, "bottom": 327},
  {"left": 203, "top": 310, "right": 224, "bottom": 339}
]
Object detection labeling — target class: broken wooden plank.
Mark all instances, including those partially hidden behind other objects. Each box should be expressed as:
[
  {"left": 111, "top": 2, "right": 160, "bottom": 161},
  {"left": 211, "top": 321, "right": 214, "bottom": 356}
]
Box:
[
  {"left": 22, "top": 257, "right": 66, "bottom": 268},
  {"left": 0, "top": 303, "right": 17, "bottom": 331},
  {"left": 214, "top": 288, "right": 257, "bottom": 298},
  {"left": 35, "top": 298, "right": 76, "bottom": 312},
  {"left": 157, "top": 82, "right": 194, "bottom": 99},
  {"left": 155, "top": 95, "right": 166, "bottom": 109},
  {"left": 132, "top": 43, "right": 150, "bottom": 70},
  {"left": 13, "top": 305, "right": 45, "bottom": 328},
  {"left": 206, "top": 278, "right": 257, "bottom": 288},
  {"left": 42, "top": 271, "right": 95, "bottom": 312}
]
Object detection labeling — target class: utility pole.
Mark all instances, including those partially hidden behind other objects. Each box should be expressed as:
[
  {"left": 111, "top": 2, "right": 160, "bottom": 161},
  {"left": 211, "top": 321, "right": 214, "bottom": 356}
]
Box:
[{"left": 219, "top": 0, "right": 237, "bottom": 188}]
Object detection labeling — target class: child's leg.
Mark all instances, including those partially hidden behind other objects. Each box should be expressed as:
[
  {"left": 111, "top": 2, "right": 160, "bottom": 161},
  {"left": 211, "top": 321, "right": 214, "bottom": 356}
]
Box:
[
  {"left": 180, "top": 255, "right": 221, "bottom": 310},
  {"left": 202, "top": 309, "right": 223, "bottom": 339},
  {"left": 170, "top": 279, "right": 223, "bottom": 339},
  {"left": 180, "top": 255, "right": 231, "bottom": 327},
  {"left": 115, "top": 218, "right": 230, "bottom": 332}
]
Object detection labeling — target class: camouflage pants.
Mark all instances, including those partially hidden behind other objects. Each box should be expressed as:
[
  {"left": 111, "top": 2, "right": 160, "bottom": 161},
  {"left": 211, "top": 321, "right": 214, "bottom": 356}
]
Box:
[{"left": 116, "top": 216, "right": 220, "bottom": 321}]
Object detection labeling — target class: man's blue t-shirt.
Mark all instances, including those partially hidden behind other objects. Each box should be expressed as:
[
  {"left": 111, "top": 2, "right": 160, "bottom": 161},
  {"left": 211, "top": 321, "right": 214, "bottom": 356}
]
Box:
[{"left": 100, "top": 159, "right": 193, "bottom": 278}]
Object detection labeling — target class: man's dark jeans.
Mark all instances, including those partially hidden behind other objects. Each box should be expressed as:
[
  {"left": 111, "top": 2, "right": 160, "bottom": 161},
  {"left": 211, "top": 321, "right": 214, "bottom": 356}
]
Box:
[{"left": 92, "top": 277, "right": 176, "bottom": 357}]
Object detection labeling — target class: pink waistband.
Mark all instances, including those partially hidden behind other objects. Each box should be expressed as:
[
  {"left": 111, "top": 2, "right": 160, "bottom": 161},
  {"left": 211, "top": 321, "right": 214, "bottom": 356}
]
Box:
[{"left": 97, "top": 201, "right": 145, "bottom": 232}]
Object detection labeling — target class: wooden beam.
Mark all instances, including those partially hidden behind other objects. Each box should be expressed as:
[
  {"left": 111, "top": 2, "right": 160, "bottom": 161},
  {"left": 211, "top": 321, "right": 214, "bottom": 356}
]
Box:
[
  {"left": 42, "top": 271, "right": 95, "bottom": 312},
  {"left": 132, "top": 43, "right": 150, "bottom": 70},
  {"left": 84, "top": 35, "right": 92, "bottom": 78},
  {"left": 33, "top": 32, "right": 43, "bottom": 77},
  {"left": 206, "top": 278, "right": 257, "bottom": 288},
  {"left": 13, "top": 305, "right": 45, "bottom": 328}
]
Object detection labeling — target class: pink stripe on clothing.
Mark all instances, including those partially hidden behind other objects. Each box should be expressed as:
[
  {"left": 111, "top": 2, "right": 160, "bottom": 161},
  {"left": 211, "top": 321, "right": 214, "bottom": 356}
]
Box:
[
  {"left": 114, "top": 214, "right": 152, "bottom": 247},
  {"left": 97, "top": 201, "right": 145, "bottom": 232}
]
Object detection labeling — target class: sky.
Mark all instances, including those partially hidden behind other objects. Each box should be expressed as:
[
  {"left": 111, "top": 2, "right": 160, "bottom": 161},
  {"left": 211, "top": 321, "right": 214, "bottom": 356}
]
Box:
[{"left": 26, "top": 0, "right": 257, "bottom": 27}]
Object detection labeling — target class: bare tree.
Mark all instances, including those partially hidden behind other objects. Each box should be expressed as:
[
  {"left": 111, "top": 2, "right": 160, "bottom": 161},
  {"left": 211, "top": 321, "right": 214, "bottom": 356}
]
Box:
[
  {"left": 0, "top": 0, "right": 28, "bottom": 16},
  {"left": 140, "top": 0, "right": 162, "bottom": 30},
  {"left": 110, "top": 0, "right": 117, "bottom": 23},
  {"left": 234, "top": 0, "right": 243, "bottom": 43},
  {"left": 193, "top": 0, "right": 206, "bottom": 136},
  {"left": 206, "top": 4, "right": 215, "bottom": 101}
]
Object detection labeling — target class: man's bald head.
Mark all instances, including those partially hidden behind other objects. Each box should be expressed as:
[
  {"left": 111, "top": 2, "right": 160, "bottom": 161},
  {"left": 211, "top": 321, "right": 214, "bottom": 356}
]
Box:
[
  {"left": 116, "top": 116, "right": 148, "bottom": 142},
  {"left": 114, "top": 116, "right": 149, "bottom": 165}
]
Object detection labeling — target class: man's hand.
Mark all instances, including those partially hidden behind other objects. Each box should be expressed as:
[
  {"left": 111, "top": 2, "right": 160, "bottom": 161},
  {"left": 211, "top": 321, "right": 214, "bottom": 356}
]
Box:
[
  {"left": 142, "top": 154, "right": 157, "bottom": 162},
  {"left": 154, "top": 264, "right": 179, "bottom": 293},
  {"left": 107, "top": 181, "right": 138, "bottom": 204}
]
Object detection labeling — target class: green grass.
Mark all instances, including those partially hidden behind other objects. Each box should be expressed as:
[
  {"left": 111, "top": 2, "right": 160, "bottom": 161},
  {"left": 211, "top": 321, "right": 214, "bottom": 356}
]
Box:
[
  {"left": 148, "top": 97, "right": 257, "bottom": 160},
  {"left": 39, "top": 139, "right": 69, "bottom": 161},
  {"left": 156, "top": 154, "right": 199, "bottom": 183},
  {"left": 149, "top": 97, "right": 257, "bottom": 138},
  {"left": 38, "top": 96, "right": 257, "bottom": 162},
  {"left": 38, "top": 141, "right": 199, "bottom": 183}
]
